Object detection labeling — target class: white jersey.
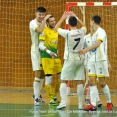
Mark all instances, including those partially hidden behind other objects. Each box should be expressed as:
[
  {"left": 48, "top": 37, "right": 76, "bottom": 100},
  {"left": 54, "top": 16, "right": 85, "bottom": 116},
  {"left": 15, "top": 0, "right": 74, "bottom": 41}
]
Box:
[
  {"left": 89, "top": 27, "right": 107, "bottom": 61},
  {"left": 58, "top": 27, "right": 86, "bottom": 60},
  {"left": 29, "top": 19, "right": 41, "bottom": 52},
  {"left": 84, "top": 33, "right": 92, "bottom": 65}
]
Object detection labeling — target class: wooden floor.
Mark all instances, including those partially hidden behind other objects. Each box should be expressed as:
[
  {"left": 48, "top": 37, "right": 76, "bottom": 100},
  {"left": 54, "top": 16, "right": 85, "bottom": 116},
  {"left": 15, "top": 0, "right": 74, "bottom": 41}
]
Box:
[{"left": 0, "top": 87, "right": 117, "bottom": 117}]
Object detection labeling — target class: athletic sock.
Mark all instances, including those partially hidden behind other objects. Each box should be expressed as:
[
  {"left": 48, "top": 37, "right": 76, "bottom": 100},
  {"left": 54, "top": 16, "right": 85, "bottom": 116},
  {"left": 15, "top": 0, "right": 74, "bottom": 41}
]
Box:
[
  {"left": 96, "top": 88, "right": 101, "bottom": 102},
  {"left": 38, "top": 79, "right": 44, "bottom": 98},
  {"left": 103, "top": 85, "right": 111, "bottom": 103},
  {"left": 60, "top": 83, "right": 67, "bottom": 102},
  {"left": 33, "top": 77, "right": 40, "bottom": 99},
  {"left": 90, "top": 86, "right": 98, "bottom": 106},
  {"left": 77, "top": 84, "right": 84, "bottom": 108}
]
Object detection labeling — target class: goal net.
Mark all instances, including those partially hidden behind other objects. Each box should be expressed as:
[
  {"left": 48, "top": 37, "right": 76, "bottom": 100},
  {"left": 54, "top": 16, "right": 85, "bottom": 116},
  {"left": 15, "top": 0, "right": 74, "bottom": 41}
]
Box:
[{"left": 65, "top": 2, "right": 117, "bottom": 95}]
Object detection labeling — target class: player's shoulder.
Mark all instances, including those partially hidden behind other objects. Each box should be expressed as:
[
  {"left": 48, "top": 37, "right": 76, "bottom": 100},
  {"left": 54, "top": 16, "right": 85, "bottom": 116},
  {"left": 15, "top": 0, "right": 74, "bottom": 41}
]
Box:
[
  {"left": 30, "top": 19, "right": 36, "bottom": 24},
  {"left": 84, "top": 33, "right": 90, "bottom": 39},
  {"left": 98, "top": 27, "right": 106, "bottom": 34},
  {"left": 43, "top": 27, "right": 50, "bottom": 33}
]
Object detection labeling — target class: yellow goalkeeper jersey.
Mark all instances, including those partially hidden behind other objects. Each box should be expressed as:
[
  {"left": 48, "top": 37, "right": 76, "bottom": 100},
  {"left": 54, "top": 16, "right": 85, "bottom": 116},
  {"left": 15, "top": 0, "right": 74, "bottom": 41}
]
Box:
[{"left": 39, "top": 27, "right": 58, "bottom": 58}]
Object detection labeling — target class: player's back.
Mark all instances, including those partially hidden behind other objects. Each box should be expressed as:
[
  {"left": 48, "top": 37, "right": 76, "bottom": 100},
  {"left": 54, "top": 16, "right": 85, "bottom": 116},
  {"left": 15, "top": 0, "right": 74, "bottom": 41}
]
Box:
[{"left": 67, "top": 29, "right": 85, "bottom": 53}]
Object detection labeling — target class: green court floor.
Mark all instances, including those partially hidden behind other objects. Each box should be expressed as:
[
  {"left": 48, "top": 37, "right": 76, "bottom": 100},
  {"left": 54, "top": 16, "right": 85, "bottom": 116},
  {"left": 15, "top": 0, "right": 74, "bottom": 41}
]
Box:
[{"left": 0, "top": 104, "right": 117, "bottom": 117}]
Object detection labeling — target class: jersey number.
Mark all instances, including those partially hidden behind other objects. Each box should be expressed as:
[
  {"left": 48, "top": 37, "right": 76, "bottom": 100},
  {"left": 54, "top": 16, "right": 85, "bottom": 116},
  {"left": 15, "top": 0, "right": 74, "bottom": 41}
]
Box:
[{"left": 73, "top": 38, "right": 81, "bottom": 50}]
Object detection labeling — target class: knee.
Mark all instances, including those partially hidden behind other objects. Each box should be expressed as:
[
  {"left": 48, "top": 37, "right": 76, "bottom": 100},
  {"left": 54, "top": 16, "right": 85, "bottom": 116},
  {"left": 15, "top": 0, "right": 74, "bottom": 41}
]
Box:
[
  {"left": 45, "top": 74, "right": 52, "bottom": 85},
  {"left": 89, "top": 79, "right": 96, "bottom": 86},
  {"left": 100, "top": 82, "right": 106, "bottom": 88},
  {"left": 99, "top": 78, "right": 106, "bottom": 88}
]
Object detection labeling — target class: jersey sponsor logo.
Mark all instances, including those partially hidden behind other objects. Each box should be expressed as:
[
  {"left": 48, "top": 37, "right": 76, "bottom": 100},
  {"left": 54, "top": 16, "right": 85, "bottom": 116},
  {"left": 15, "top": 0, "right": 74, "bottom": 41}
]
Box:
[
  {"left": 99, "top": 67, "right": 102, "bottom": 74},
  {"left": 88, "top": 69, "right": 90, "bottom": 73},
  {"left": 52, "top": 39, "right": 57, "bottom": 44}
]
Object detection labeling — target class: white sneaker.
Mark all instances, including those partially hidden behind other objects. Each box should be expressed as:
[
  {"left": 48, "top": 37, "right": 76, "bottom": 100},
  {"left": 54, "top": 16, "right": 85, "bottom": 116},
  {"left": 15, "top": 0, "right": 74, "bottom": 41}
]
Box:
[
  {"left": 34, "top": 98, "right": 40, "bottom": 106},
  {"left": 78, "top": 105, "right": 83, "bottom": 110},
  {"left": 57, "top": 101, "right": 66, "bottom": 109}
]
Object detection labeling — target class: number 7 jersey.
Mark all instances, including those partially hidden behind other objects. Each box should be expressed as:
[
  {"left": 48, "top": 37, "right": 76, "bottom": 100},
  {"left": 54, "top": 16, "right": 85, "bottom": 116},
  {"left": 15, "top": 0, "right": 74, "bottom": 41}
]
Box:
[{"left": 58, "top": 27, "right": 86, "bottom": 60}]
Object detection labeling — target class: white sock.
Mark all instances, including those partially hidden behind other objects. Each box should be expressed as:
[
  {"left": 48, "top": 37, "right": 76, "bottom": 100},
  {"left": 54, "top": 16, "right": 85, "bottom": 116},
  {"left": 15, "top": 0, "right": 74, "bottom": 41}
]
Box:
[
  {"left": 39, "top": 79, "right": 44, "bottom": 91},
  {"left": 90, "top": 86, "right": 98, "bottom": 106},
  {"left": 77, "top": 84, "right": 84, "bottom": 108},
  {"left": 38, "top": 79, "right": 44, "bottom": 98},
  {"left": 60, "top": 83, "right": 67, "bottom": 102},
  {"left": 86, "top": 86, "right": 90, "bottom": 99},
  {"left": 103, "top": 85, "right": 111, "bottom": 103},
  {"left": 96, "top": 88, "right": 100, "bottom": 102},
  {"left": 33, "top": 77, "right": 40, "bottom": 99}
]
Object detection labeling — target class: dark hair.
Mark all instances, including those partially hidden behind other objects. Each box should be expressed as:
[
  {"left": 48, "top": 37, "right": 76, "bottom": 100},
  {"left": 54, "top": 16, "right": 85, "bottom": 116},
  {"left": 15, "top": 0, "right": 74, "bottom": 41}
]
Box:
[
  {"left": 68, "top": 16, "right": 77, "bottom": 27},
  {"left": 36, "top": 7, "right": 46, "bottom": 12},
  {"left": 91, "top": 15, "right": 101, "bottom": 25},
  {"left": 46, "top": 15, "right": 54, "bottom": 22}
]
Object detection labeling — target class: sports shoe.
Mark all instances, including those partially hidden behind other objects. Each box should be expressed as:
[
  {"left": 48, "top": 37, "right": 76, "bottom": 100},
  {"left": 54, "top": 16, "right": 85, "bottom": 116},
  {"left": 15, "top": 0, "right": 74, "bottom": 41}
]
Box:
[
  {"left": 49, "top": 97, "right": 59, "bottom": 106},
  {"left": 34, "top": 98, "right": 40, "bottom": 106},
  {"left": 106, "top": 103, "right": 113, "bottom": 111},
  {"left": 84, "top": 104, "right": 97, "bottom": 111},
  {"left": 97, "top": 101, "right": 102, "bottom": 107},
  {"left": 32, "top": 95, "right": 45, "bottom": 104},
  {"left": 78, "top": 106, "right": 83, "bottom": 110},
  {"left": 85, "top": 99, "right": 91, "bottom": 105},
  {"left": 57, "top": 101, "right": 66, "bottom": 109}
]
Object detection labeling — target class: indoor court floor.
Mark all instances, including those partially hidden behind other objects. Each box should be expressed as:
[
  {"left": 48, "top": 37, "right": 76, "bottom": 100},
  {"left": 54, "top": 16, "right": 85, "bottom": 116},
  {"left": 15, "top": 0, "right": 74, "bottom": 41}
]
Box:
[{"left": 0, "top": 88, "right": 117, "bottom": 117}]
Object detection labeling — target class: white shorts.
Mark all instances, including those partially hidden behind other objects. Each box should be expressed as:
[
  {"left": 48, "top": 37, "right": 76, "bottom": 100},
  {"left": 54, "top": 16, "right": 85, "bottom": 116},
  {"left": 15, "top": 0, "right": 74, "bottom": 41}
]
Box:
[
  {"left": 61, "top": 59, "right": 84, "bottom": 80},
  {"left": 87, "top": 61, "right": 109, "bottom": 77},
  {"left": 31, "top": 51, "right": 42, "bottom": 71}
]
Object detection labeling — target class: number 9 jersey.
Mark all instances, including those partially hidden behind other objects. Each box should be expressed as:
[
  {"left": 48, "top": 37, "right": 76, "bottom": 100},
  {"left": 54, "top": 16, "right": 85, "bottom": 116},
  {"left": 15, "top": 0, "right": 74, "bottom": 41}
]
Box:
[{"left": 58, "top": 27, "right": 86, "bottom": 60}]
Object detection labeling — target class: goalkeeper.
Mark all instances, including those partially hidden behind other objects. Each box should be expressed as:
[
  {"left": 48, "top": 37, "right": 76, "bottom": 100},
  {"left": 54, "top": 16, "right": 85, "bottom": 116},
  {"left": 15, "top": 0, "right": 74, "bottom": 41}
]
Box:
[{"left": 39, "top": 15, "right": 62, "bottom": 106}]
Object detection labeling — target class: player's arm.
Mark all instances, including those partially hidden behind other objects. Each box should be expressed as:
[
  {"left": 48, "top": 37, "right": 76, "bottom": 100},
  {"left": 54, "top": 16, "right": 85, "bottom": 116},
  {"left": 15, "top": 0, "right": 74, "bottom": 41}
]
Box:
[
  {"left": 39, "top": 41, "right": 57, "bottom": 58},
  {"left": 55, "top": 11, "right": 69, "bottom": 30},
  {"left": 78, "top": 40, "right": 102, "bottom": 54},
  {"left": 69, "top": 11, "right": 86, "bottom": 27},
  {"left": 35, "top": 14, "right": 51, "bottom": 33}
]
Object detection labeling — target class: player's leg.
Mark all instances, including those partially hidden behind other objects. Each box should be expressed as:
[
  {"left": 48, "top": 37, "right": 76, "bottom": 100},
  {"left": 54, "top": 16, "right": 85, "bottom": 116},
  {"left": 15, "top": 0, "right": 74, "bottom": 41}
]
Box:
[
  {"left": 53, "top": 73, "right": 61, "bottom": 97},
  {"left": 84, "top": 65, "right": 91, "bottom": 105},
  {"left": 57, "top": 60, "right": 74, "bottom": 109},
  {"left": 75, "top": 60, "right": 85, "bottom": 109},
  {"left": 97, "top": 61, "right": 113, "bottom": 110},
  {"left": 42, "top": 58, "right": 57, "bottom": 105},
  {"left": 31, "top": 51, "right": 44, "bottom": 105},
  {"left": 53, "top": 58, "right": 62, "bottom": 97},
  {"left": 95, "top": 79, "right": 102, "bottom": 107},
  {"left": 84, "top": 61, "right": 98, "bottom": 111}
]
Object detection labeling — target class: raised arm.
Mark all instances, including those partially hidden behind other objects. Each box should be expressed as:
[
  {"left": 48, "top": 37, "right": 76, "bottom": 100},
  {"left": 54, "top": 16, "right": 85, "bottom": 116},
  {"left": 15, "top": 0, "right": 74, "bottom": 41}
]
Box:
[
  {"left": 35, "top": 14, "right": 51, "bottom": 33},
  {"left": 69, "top": 11, "right": 86, "bottom": 27},
  {"left": 55, "top": 11, "right": 69, "bottom": 30}
]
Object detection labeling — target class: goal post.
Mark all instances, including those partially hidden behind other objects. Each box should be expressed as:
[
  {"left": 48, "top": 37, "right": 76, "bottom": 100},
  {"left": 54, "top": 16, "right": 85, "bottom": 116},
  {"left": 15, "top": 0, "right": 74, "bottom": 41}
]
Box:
[{"left": 65, "top": 2, "right": 117, "bottom": 95}]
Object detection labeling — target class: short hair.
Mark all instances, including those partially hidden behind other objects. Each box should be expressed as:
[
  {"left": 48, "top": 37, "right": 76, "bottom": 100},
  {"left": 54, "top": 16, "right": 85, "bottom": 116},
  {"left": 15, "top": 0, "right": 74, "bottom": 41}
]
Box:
[
  {"left": 46, "top": 15, "right": 54, "bottom": 22},
  {"left": 36, "top": 7, "right": 46, "bottom": 12},
  {"left": 68, "top": 16, "right": 77, "bottom": 27},
  {"left": 91, "top": 15, "right": 101, "bottom": 25}
]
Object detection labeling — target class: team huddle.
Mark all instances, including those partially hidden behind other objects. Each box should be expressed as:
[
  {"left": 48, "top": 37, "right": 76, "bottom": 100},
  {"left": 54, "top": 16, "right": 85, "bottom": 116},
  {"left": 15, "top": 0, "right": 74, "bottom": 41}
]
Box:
[{"left": 29, "top": 7, "right": 113, "bottom": 111}]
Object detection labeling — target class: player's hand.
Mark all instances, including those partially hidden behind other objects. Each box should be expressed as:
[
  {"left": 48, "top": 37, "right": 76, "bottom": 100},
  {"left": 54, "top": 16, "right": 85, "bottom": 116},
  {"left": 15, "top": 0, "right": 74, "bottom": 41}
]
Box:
[
  {"left": 68, "top": 11, "right": 76, "bottom": 17},
  {"left": 50, "top": 52, "right": 57, "bottom": 58},
  {"left": 44, "top": 14, "right": 52, "bottom": 21},
  {"left": 61, "top": 11, "right": 69, "bottom": 20},
  {"left": 78, "top": 49, "right": 87, "bottom": 54}
]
